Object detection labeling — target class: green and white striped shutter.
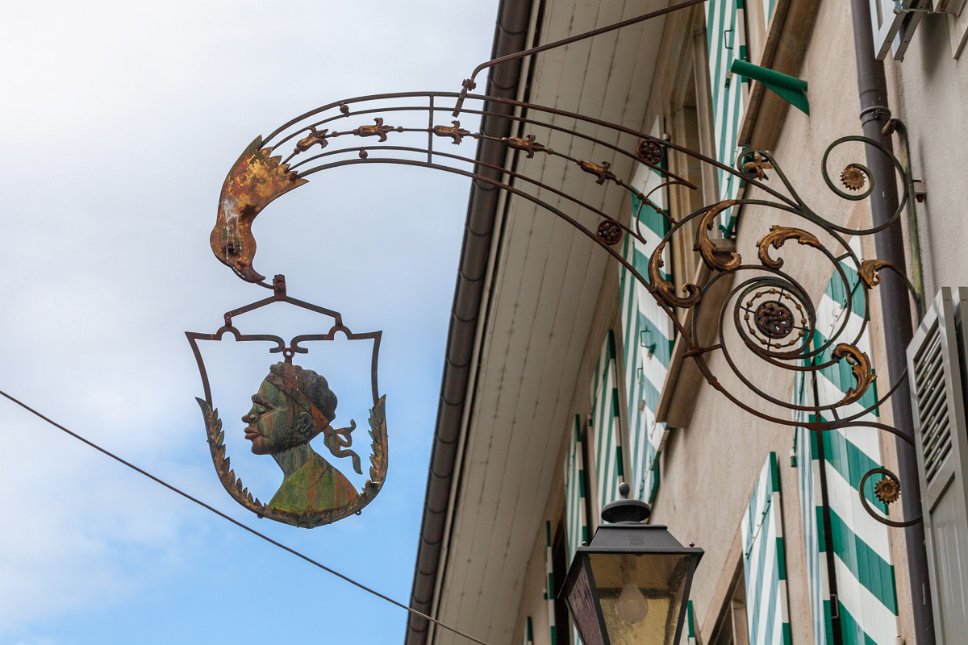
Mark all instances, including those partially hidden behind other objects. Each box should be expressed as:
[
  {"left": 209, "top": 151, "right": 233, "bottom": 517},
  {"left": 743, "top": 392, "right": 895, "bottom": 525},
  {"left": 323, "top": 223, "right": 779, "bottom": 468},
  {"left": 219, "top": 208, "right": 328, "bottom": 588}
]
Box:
[
  {"left": 564, "top": 415, "right": 589, "bottom": 562},
  {"left": 592, "top": 331, "right": 625, "bottom": 512},
  {"left": 544, "top": 521, "right": 557, "bottom": 645},
  {"left": 564, "top": 415, "right": 588, "bottom": 645},
  {"left": 706, "top": 0, "right": 750, "bottom": 236},
  {"left": 686, "top": 601, "right": 699, "bottom": 645},
  {"left": 742, "top": 452, "right": 792, "bottom": 645},
  {"left": 763, "top": 0, "right": 777, "bottom": 28},
  {"left": 796, "top": 240, "right": 900, "bottom": 644},
  {"left": 794, "top": 375, "right": 836, "bottom": 644},
  {"left": 619, "top": 139, "right": 675, "bottom": 505},
  {"left": 522, "top": 616, "right": 534, "bottom": 645}
]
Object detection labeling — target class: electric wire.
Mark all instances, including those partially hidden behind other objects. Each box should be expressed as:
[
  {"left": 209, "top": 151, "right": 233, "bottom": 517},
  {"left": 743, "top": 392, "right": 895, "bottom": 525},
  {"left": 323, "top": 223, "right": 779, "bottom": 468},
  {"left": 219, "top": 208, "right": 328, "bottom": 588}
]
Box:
[{"left": 0, "top": 389, "right": 488, "bottom": 645}]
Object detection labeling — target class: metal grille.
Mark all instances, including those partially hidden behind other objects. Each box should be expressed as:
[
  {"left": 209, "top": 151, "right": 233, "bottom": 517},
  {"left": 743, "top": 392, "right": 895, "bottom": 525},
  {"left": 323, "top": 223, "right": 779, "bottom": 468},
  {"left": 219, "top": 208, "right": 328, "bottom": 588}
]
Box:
[{"left": 913, "top": 320, "right": 954, "bottom": 484}]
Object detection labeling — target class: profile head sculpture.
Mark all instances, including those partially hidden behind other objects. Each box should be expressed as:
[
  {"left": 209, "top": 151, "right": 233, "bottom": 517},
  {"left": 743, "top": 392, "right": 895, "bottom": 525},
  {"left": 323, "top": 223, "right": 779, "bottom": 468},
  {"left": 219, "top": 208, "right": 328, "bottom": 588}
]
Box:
[
  {"left": 243, "top": 362, "right": 337, "bottom": 455},
  {"left": 242, "top": 362, "right": 358, "bottom": 514}
]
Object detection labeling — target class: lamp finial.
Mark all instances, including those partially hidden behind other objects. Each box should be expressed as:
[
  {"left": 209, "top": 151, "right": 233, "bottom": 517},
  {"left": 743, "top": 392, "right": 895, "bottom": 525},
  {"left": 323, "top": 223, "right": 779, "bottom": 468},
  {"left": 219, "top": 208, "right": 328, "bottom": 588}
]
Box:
[{"left": 601, "top": 482, "right": 651, "bottom": 524}]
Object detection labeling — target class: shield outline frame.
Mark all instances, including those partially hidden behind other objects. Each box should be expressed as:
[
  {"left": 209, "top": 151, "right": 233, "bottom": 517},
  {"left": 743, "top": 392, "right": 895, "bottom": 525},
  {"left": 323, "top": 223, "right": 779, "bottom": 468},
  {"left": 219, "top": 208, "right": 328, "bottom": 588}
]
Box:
[{"left": 186, "top": 281, "right": 387, "bottom": 528}]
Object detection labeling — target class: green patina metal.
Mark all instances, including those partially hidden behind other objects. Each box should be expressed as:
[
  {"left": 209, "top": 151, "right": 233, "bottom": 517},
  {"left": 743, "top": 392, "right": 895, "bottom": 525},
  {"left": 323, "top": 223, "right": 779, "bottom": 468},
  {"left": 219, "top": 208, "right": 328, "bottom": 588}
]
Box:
[
  {"left": 730, "top": 59, "right": 810, "bottom": 115},
  {"left": 243, "top": 363, "right": 360, "bottom": 515}
]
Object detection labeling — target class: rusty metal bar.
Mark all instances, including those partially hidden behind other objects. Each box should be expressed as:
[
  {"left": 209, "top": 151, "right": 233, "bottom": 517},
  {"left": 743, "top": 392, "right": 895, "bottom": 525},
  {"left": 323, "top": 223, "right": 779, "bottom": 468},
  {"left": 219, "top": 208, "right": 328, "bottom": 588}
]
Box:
[{"left": 450, "top": 0, "right": 708, "bottom": 116}]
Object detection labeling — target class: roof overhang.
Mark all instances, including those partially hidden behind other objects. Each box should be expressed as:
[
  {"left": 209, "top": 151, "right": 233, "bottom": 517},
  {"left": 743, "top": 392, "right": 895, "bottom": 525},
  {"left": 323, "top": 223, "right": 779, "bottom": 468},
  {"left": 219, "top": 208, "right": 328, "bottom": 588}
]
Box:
[
  {"left": 407, "top": 2, "right": 673, "bottom": 642},
  {"left": 405, "top": 1, "right": 536, "bottom": 641}
]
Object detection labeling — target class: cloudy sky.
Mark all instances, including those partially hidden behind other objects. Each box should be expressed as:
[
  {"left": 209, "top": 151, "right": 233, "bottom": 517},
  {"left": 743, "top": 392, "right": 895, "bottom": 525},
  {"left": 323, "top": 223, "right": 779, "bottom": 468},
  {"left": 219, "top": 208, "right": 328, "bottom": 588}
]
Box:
[{"left": 0, "top": 2, "right": 496, "bottom": 643}]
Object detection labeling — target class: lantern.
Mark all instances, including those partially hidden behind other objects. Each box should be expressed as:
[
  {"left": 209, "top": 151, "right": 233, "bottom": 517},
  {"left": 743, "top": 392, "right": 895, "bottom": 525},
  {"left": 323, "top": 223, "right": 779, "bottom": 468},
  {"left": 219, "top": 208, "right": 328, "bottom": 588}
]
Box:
[{"left": 561, "top": 483, "right": 703, "bottom": 645}]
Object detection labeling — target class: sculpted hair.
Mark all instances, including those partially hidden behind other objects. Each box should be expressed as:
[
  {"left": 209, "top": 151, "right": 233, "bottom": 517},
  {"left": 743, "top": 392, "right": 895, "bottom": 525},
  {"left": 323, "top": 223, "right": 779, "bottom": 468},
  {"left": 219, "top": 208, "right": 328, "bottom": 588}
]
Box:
[{"left": 269, "top": 362, "right": 338, "bottom": 422}]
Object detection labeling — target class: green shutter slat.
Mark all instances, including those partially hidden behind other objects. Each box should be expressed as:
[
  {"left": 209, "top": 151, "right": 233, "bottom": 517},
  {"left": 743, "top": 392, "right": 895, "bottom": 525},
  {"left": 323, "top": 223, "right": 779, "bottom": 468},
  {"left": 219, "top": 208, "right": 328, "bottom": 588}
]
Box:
[
  {"left": 796, "top": 243, "right": 900, "bottom": 643},
  {"left": 742, "top": 453, "right": 791, "bottom": 644},
  {"left": 827, "top": 508, "right": 899, "bottom": 614}
]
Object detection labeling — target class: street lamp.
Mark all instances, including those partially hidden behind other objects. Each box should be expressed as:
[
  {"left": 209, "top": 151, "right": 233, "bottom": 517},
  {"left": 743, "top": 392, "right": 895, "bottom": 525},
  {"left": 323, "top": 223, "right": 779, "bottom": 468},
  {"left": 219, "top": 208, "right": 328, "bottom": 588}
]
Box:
[{"left": 561, "top": 483, "right": 703, "bottom": 645}]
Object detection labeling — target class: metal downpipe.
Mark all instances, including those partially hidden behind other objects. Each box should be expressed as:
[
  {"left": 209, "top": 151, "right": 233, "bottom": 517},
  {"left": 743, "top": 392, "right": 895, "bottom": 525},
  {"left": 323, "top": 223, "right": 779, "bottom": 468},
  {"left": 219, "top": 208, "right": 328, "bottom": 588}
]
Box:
[{"left": 849, "top": 2, "right": 936, "bottom": 642}]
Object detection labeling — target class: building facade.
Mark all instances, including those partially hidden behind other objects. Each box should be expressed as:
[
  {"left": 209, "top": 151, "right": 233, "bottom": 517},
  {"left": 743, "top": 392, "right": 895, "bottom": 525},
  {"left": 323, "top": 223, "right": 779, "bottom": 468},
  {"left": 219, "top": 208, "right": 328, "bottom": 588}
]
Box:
[{"left": 407, "top": 1, "right": 968, "bottom": 644}]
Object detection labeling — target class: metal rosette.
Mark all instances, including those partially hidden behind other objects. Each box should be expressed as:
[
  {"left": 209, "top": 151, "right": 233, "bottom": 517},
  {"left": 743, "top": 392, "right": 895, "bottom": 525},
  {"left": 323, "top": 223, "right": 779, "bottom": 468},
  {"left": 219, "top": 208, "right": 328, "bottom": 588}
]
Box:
[{"left": 733, "top": 277, "right": 814, "bottom": 359}]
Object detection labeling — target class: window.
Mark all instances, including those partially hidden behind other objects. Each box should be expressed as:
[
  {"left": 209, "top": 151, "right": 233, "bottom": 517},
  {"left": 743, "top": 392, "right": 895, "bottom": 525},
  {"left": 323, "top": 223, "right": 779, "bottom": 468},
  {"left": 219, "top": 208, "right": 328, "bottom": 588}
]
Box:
[
  {"left": 552, "top": 521, "right": 572, "bottom": 645},
  {"left": 708, "top": 564, "right": 750, "bottom": 645}
]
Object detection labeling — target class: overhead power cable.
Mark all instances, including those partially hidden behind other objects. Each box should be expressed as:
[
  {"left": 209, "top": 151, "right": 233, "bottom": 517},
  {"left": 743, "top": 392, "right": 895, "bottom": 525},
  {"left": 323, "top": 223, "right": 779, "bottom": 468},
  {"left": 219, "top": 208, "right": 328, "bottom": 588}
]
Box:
[{"left": 0, "top": 388, "right": 488, "bottom": 645}]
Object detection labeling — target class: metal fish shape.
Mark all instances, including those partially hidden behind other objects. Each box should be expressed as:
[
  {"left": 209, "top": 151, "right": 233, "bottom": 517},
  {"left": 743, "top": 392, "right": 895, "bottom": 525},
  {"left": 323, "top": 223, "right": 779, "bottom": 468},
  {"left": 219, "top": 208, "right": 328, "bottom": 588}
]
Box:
[{"left": 211, "top": 136, "right": 308, "bottom": 282}]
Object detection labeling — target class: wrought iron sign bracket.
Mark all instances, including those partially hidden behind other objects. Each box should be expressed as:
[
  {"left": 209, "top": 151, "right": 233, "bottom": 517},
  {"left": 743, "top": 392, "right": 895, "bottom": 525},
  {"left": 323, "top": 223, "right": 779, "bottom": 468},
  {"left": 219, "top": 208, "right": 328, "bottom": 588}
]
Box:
[{"left": 190, "top": 0, "right": 927, "bottom": 534}]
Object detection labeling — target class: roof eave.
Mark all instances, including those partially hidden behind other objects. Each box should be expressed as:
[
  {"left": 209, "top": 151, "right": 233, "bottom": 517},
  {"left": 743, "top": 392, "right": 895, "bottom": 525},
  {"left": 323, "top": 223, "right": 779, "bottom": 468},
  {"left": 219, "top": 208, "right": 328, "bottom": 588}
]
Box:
[{"left": 404, "top": 1, "right": 536, "bottom": 643}]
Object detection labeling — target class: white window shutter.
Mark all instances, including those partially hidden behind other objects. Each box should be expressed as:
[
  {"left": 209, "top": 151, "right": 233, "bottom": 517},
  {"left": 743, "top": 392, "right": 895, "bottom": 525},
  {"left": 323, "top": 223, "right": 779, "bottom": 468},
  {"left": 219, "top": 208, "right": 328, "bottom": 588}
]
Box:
[
  {"left": 907, "top": 287, "right": 968, "bottom": 642},
  {"left": 563, "top": 415, "right": 589, "bottom": 645},
  {"left": 620, "top": 139, "right": 674, "bottom": 506},
  {"left": 564, "top": 415, "right": 589, "bottom": 563},
  {"left": 798, "top": 244, "right": 900, "bottom": 644}
]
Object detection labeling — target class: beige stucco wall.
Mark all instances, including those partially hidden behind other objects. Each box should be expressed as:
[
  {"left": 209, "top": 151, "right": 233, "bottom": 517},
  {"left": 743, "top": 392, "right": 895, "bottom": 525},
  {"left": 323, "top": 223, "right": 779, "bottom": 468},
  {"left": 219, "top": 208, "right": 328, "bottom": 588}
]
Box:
[{"left": 891, "top": 16, "right": 968, "bottom": 298}]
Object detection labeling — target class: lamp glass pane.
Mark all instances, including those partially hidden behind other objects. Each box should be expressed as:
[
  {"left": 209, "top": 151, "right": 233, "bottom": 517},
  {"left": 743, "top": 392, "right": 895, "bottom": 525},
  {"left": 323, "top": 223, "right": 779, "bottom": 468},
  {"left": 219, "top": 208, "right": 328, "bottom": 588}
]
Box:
[
  {"left": 588, "top": 552, "right": 692, "bottom": 645},
  {"left": 565, "top": 558, "right": 606, "bottom": 645}
]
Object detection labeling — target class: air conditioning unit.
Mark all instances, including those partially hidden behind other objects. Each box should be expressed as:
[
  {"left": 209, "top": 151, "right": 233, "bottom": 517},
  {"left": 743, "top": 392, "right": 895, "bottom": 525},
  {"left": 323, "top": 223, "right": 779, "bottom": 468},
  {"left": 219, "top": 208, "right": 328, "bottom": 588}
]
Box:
[{"left": 907, "top": 287, "right": 968, "bottom": 642}]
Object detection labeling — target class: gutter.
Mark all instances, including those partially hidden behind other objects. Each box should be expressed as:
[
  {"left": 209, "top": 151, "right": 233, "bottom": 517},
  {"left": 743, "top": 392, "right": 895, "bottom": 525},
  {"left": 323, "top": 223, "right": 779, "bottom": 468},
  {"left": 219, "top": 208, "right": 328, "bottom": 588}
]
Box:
[{"left": 404, "top": 1, "right": 534, "bottom": 642}]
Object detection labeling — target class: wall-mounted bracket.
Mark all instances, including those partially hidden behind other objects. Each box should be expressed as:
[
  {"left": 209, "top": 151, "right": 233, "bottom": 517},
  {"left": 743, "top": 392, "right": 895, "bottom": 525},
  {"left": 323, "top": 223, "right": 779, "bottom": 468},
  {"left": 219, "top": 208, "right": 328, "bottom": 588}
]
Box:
[{"left": 730, "top": 60, "right": 809, "bottom": 115}]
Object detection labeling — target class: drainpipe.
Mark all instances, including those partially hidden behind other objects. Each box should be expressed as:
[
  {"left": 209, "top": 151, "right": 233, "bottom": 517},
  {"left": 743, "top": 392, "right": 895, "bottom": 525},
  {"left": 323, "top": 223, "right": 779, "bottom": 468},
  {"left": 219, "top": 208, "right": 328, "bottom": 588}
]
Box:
[{"left": 849, "top": 2, "right": 936, "bottom": 643}]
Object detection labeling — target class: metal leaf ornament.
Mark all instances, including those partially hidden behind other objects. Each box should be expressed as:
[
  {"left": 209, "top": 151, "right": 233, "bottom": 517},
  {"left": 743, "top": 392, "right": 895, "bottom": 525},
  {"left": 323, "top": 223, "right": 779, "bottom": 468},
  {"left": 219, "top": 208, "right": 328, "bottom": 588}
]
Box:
[{"left": 211, "top": 136, "right": 307, "bottom": 283}]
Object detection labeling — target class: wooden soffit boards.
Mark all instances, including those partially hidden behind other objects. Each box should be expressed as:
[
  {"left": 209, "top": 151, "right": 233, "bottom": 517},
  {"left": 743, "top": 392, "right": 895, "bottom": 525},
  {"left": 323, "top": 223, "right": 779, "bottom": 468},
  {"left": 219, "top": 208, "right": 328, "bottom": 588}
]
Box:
[{"left": 429, "top": 2, "right": 671, "bottom": 643}]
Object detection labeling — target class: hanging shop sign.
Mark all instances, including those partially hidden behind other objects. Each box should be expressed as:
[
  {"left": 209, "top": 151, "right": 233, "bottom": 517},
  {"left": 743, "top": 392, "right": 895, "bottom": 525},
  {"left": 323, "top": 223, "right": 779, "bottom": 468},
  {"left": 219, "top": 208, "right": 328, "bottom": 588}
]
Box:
[{"left": 187, "top": 137, "right": 387, "bottom": 528}]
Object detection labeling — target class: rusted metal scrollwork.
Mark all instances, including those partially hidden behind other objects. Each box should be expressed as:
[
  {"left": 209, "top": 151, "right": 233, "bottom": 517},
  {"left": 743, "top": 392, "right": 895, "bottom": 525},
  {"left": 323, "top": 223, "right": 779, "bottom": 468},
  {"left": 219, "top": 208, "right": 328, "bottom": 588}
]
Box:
[
  {"left": 832, "top": 344, "right": 877, "bottom": 406},
  {"left": 697, "top": 202, "right": 743, "bottom": 272},
  {"left": 756, "top": 226, "right": 823, "bottom": 269},
  {"left": 859, "top": 467, "right": 921, "bottom": 528},
  {"left": 206, "top": 89, "right": 923, "bottom": 529},
  {"left": 637, "top": 139, "right": 664, "bottom": 166},
  {"left": 596, "top": 220, "right": 624, "bottom": 246}
]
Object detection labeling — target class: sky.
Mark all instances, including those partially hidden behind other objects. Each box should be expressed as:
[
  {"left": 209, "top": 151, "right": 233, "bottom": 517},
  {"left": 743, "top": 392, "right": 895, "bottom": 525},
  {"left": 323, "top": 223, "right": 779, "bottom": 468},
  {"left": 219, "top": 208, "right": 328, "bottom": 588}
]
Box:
[{"left": 0, "top": 2, "right": 497, "bottom": 643}]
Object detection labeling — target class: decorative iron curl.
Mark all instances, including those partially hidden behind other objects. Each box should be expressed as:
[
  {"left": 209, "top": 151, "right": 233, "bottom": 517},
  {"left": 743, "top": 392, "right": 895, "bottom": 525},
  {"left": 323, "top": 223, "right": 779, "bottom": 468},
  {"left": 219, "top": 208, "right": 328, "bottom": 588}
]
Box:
[
  {"left": 818, "top": 135, "right": 911, "bottom": 234},
  {"left": 647, "top": 212, "right": 873, "bottom": 427},
  {"left": 628, "top": 132, "right": 919, "bottom": 435},
  {"left": 732, "top": 276, "right": 814, "bottom": 358},
  {"left": 859, "top": 466, "right": 922, "bottom": 528}
]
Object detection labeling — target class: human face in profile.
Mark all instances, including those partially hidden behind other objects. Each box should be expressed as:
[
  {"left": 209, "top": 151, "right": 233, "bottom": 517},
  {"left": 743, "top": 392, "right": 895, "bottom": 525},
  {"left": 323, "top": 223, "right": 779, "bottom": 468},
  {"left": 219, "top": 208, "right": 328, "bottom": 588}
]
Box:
[{"left": 242, "top": 380, "right": 296, "bottom": 455}]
